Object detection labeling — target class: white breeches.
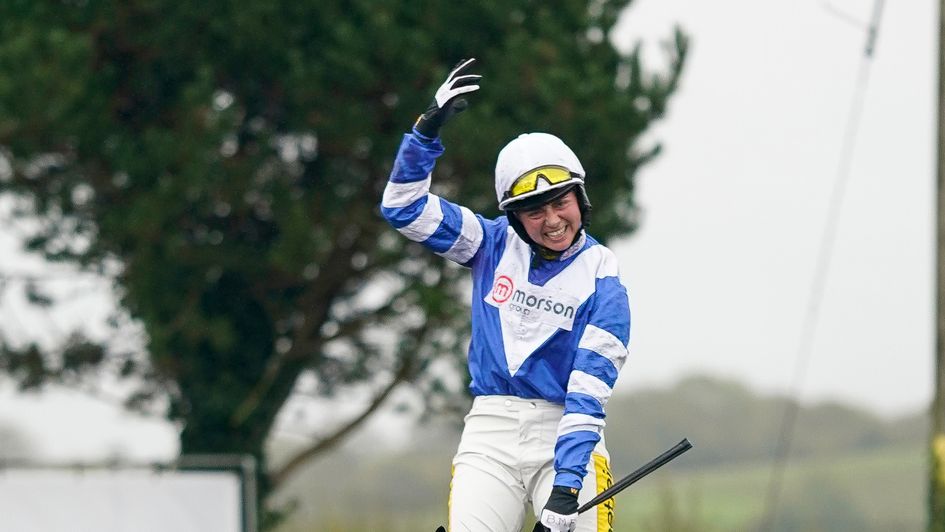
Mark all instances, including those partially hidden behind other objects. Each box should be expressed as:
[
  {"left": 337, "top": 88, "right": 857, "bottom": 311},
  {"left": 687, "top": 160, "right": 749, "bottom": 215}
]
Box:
[{"left": 449, "top": 395, "right": 615, "bottom": 532}]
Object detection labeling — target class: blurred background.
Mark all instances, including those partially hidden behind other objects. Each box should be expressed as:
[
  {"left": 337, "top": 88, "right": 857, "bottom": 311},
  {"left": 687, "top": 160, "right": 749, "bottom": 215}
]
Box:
[{"left": 0, "top": 0, "right": 936, "bottom": 530}]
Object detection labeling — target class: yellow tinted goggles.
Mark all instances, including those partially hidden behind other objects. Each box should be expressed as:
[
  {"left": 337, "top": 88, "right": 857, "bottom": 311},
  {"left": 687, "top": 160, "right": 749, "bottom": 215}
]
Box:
[{"left": 507, "top": 166, "right": 577, "bottom": 199}]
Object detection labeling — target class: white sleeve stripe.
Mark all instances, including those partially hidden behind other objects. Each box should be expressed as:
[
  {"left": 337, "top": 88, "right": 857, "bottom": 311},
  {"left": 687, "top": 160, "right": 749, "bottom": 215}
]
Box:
[
  {"left": 595, "top": 248, "right": 620, "bottom": 279},
  {"left": 398, "top": 193, "right": 443, "bottom": 242},
  {"left": 438, "top": 206, "right": 483, "bottom": 264},
  {"left": 557, "top": 413, "right": 605, "bottom": 437},
  {"left": 568, "top": 371, "right": 612, "bottom": 406},
  {"left": 579, "top": 324, "right": 629, "bottom": 370},
  {"left": 382, "top": 174, "right": 432, "bottom": 208}
]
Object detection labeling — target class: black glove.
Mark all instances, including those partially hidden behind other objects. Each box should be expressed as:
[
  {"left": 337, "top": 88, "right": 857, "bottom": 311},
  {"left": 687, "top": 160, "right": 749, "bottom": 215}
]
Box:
[
  {"left": 537, "top": 485, "right": 579, "bottom": 532},
  {"left": 413, "top": 58, "right": 481, "bottom": 139}
]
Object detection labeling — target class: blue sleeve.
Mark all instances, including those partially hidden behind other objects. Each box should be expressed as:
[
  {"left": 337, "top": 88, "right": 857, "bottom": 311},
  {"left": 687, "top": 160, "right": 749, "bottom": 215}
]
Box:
[
  {"left": 553, "top": 274, "right": 631, "bottom": 488},
  {"left": 380, "top": 132, "right": 487, "bottom": 265}
]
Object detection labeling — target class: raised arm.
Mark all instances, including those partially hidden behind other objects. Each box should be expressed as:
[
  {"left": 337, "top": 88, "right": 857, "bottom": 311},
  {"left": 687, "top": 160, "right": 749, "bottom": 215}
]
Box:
[{"left": 381, "top": 59, "right": 489, "bottom": 266}]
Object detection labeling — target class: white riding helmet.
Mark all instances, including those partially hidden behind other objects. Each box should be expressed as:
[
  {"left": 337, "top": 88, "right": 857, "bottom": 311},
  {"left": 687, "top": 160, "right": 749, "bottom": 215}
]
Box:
[{"left": 494, "top": 132, "right": 586, "bottom": 211}]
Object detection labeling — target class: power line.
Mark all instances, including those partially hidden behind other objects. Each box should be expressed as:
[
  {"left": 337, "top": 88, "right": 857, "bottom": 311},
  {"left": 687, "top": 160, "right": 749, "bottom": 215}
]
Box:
[
  {"left": 821, "top": 1, "right": 870, "bottom": 30},
  {"left": 757, "top": 1, "right": 886, "bottom": 530}
]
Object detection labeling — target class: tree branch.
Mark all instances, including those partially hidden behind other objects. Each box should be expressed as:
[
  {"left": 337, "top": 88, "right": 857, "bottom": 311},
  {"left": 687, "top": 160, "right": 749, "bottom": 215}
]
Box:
[
  {"left": 267, "top": 343, "right": 418, "bottom": 491},
  {"left": 230, "top": 178, "right": 387, "bottom": 429},
  {"left": 229, "top": 238, "right": 357, "bottom": 428}
]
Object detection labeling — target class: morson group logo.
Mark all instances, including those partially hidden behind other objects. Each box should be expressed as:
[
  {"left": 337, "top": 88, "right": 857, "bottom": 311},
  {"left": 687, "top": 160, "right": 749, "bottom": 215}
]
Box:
[
  {"left": 489, "top": 274, "right": 579, "bottom": 330},
  {"left": 510, "top": 289, "right": 576, "bottom": 320},
  {"left": 491, "top": 275, "right": 514, "bottom": 303}
]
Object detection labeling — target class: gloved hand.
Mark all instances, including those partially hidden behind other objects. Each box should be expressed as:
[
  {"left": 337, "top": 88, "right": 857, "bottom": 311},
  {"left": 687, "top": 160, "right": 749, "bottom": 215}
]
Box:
[
  {"left": 413, "top": 58, "right": 481, "bottom": 139},
  {"left": 538, "top": 485, "right": 579, "bottom": 532}
]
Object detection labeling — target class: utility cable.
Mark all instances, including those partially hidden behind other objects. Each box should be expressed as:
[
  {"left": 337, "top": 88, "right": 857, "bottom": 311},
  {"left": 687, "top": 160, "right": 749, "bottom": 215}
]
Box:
[
  {"left": 757, "top": 1, "right": 885, "bottom": 530},
  {"left": 821, "top": 0, "right": 871, "bottom": 30}
]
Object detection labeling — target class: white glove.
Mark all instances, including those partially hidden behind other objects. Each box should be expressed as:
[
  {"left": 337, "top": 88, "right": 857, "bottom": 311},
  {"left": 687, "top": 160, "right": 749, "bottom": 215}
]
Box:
[
  {"left": 432, "top": 58, "right": 481, "bottom": 107},
  {"left": 537, "top": 485, "right": 579, "bottom": 532},
  {"left": 413, "top": 58, "right": 482, "bottom": 138},
  {"left": 539, "top": 507, "right": 577, "bottom": 532}
]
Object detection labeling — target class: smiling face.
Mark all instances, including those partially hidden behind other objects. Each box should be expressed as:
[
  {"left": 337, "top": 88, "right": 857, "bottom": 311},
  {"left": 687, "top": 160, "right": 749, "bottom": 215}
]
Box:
[{"left": 514, "top": 190, "right": 582, "bottom": 251}]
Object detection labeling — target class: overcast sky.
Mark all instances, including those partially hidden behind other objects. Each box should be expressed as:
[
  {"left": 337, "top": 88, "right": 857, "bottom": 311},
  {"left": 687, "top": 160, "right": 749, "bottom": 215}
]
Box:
[
  {"left": 611, "top": 0, "right": 935, "bottom": 416},
  {"left": 0, "top": 0, "right": 936, "bottom": 460}
]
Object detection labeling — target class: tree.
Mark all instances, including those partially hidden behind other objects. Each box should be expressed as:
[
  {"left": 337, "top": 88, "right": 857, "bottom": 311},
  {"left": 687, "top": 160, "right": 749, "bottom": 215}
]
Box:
[{"left": 0, "top": 0, "right": 687, "bottom": 520}]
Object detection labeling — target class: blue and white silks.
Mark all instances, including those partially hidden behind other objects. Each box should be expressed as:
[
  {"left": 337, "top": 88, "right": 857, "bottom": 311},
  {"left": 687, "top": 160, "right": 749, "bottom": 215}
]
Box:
[{"left": 381, "top": 132, "right": 631, "bottom": 490}]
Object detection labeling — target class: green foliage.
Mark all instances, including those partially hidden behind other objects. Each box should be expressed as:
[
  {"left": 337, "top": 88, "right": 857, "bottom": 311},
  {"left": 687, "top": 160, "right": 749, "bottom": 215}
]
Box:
[
  {"left": 269, "top": 376, "right": 926, "bottom": 531},
  {"left": 0, "top": 0, "right": 687, "bottom": 516},
  {"left": 603, "top": 375, "right": 926, "bottom": 469},
  {"left": 616, "top": 444, "right": 924, "bottom": 532}
]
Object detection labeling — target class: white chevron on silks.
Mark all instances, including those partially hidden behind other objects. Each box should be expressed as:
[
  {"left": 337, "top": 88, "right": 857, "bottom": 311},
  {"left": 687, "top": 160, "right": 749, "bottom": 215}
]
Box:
[{"left": 484, "top": 231, "right": 619, "bottom": 376}]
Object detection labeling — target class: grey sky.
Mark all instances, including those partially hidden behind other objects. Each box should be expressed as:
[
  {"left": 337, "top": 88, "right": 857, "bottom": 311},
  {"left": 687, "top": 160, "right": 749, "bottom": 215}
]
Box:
[{"left": 611, "top": 0, "right": 934, "bottom": 416}]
